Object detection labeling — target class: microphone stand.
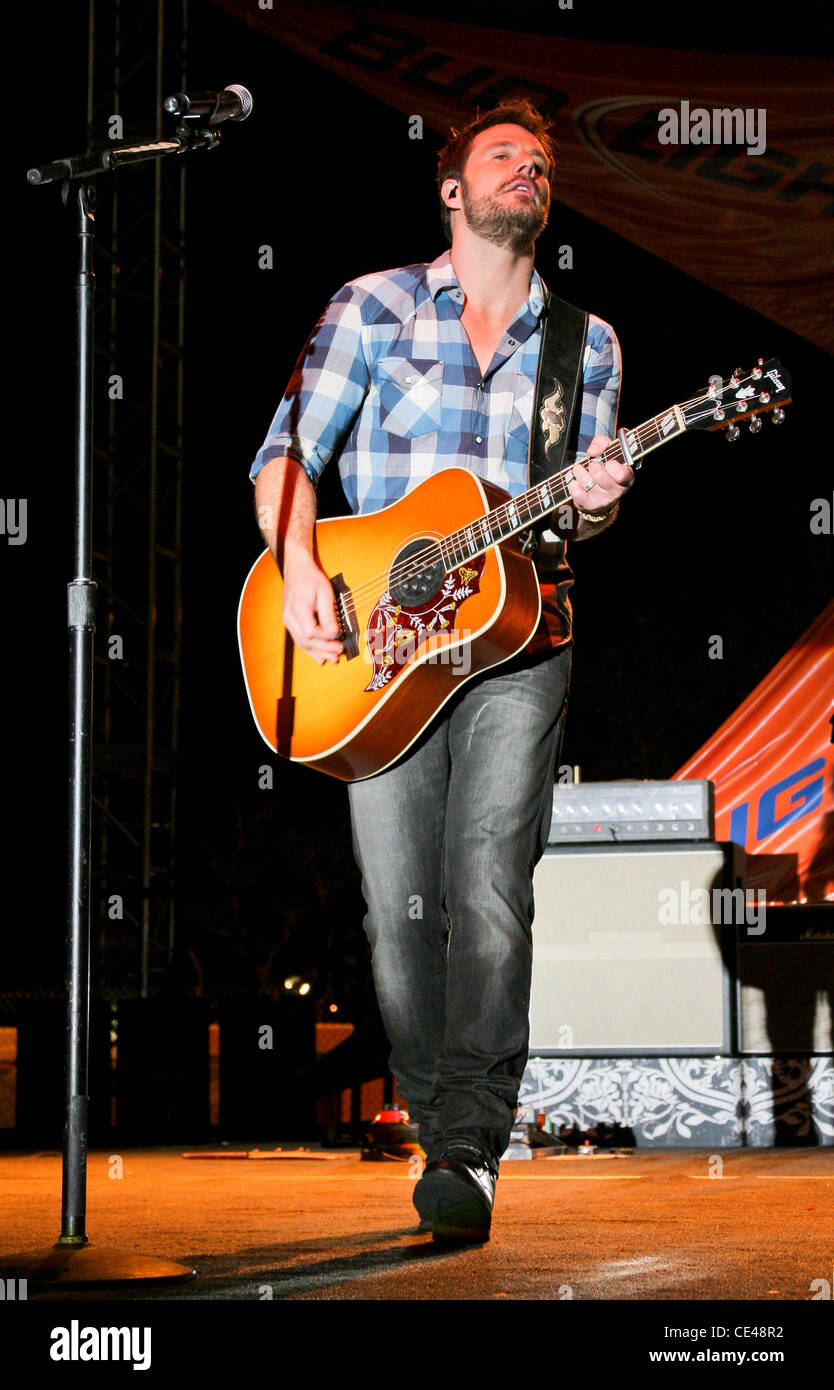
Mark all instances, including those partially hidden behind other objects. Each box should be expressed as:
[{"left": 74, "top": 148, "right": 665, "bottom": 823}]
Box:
[{"left": 0, "top": 124, "right": 221, "bottom": 1290}]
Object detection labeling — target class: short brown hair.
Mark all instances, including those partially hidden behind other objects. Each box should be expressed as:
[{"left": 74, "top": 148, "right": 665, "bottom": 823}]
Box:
[{"left": 436, "top": 101, "right": 556, "bottom": 244}]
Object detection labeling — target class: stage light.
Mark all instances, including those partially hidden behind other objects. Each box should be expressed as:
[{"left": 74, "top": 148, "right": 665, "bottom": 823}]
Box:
[{"left": 283, "top": 975, "right": 311, "bottom": 996}]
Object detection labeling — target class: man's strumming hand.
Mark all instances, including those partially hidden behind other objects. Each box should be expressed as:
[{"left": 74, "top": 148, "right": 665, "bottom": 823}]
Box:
[{"left": 282, "top": 547, "right": 344, "bottom": 665}]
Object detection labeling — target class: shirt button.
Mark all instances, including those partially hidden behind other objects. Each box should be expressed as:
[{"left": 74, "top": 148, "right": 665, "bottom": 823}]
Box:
[
  {"left": 508, "top": 338, "right": 516, "bottom": 346},
  {"left": 404, "top": 376, "right": 413, "bottom": 384},
  {"left": 475, "top": 435, "right": 483, "bottom": 444}
]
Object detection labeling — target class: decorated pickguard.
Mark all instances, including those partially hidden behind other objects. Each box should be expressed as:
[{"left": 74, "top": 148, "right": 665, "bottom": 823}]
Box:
[{"left": 364, "top": 558, "right": 485, "bottom": 691}]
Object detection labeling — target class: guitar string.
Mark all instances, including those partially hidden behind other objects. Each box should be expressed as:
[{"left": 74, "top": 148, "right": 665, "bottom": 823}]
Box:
[
  {"left": 340, "top": 387, "right": 774, "bottom": 616},
  {"left": 337, "top": 381, "right": 773, "bottom": 615},
  {"left": 333, "top": 375, "right": 779, "bottom": 618},
  {"left": 339, "top": 413, "right": 673, "bottom": 611}
]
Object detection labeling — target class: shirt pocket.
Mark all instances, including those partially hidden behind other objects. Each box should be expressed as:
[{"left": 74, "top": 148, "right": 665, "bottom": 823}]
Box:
[
  {"left": 507, "top": 368, "right": 536, "bottom": 449},
  {"left": 376, "top": 357, "right": 443, "bottom": 438}
]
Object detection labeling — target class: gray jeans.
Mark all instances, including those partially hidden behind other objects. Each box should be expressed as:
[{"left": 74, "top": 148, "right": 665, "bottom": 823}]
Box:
[{"left": 347, "top": 644, "right": 571, "bottom": 1166}]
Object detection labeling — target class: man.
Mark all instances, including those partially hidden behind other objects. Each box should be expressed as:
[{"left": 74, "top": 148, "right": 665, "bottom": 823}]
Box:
[{"left": 250, "top": 102, "right": 633, "bottom": 1242}]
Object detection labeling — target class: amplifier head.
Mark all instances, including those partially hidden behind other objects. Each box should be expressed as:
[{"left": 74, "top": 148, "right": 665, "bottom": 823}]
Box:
[{"left": 549, "top": 778, "right": 715, "bottom": 845}]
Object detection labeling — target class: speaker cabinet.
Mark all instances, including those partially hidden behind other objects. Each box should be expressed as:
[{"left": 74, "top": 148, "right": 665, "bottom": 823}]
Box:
[
  {"left": 529, "top": 842, "right": 744, "bottom": 1054},
  {"left": 217, "top": 996, "right": 316, "bottom": 1140},
  {"left": 737, "top": 903, "right": 834, "bottom": 1053},
  {"left": 15, "top": 999, "right": 112, "bottom": 1145},
  {"left": 115, "top": 998, "right": 210, "bottom": 1142}
]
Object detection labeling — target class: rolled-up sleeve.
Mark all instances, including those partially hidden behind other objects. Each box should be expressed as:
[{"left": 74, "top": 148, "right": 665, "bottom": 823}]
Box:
[
  {"left": 575, "top": 316, "right": 621, "bottom": 454},
  {"left": 249, "top": 282, "right": 370, "bottom": 486}
]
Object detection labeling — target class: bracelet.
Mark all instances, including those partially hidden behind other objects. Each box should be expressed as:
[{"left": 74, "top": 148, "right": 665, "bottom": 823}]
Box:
[{"left": 575, "top": 500, "right": 618, "bottom": 524}]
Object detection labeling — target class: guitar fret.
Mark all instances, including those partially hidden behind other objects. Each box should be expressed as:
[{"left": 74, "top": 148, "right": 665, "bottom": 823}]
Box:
[{"left": 435, "top": 396, "right": 692, "bottom": 577}]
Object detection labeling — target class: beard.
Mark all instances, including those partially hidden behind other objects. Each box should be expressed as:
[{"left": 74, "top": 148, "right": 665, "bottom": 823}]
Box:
[{"left": 459, "top": 177, "right": 550, "bottom": 252}]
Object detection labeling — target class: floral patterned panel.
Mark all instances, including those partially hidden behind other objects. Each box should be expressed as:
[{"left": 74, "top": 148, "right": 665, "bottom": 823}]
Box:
[{"left": 519, "top": 1056, "right": 834, "bottom": 1146}]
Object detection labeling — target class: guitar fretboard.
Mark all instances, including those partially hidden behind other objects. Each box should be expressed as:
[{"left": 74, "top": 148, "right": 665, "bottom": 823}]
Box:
[{"left": 439, "top": 405, "right": 684, "bottom": 570}]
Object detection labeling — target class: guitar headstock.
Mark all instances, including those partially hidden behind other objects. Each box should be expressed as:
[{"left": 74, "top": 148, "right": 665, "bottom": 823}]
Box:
[{"left": 682, "top": 359, "right": 792, "bottom": 440}]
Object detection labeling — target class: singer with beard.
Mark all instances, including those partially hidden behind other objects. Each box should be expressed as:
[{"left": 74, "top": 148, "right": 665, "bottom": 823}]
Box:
[{"left": 250, "top": 102, "right": 633, "bottom": 1242}]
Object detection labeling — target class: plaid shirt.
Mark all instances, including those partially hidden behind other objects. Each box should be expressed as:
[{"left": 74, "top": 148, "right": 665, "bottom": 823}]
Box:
[{"left": 250, "top": 250, "right": 621, "bottom": 650}]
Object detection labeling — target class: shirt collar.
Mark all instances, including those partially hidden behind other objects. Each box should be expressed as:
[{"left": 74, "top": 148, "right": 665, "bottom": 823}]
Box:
[{"left": 426, "top": 250, "right": 547, "bottom": 317}]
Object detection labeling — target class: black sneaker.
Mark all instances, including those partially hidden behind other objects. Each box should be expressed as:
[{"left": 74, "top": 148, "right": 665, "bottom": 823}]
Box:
[
  {"left": 410, "top": 1121, "right": 443, "bottom": 1230},
  {"left": 412, "top": 1158, "right": 438, "bottom": 1231},
  {"left": 414, "top": 1141, "right": 497, "bottom": 1244}
]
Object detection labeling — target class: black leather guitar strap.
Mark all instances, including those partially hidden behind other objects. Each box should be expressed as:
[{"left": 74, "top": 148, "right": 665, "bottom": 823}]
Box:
[{"left": 528, "top": 290, "right": 589, "bottom": 502}]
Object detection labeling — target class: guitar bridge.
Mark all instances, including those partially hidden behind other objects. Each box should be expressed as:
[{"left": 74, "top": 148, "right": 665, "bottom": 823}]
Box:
[{"left": 331, "top": 573, "right": 359, "bottom": 660}]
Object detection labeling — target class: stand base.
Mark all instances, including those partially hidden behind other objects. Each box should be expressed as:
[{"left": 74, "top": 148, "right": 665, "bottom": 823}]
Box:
[{"left": 0, "top": 1242, "right": 196, "bottom": 1287}]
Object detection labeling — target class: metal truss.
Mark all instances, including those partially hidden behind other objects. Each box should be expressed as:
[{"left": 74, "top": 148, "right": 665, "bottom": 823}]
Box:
[{"left": 87, "top": 0, "right": 187, "bottom": 995}]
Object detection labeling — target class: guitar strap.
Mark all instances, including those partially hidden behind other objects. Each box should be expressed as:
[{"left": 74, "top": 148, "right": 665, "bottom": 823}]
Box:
[{"left": 526, "top": 290, "right": 589, "bottom": 545}]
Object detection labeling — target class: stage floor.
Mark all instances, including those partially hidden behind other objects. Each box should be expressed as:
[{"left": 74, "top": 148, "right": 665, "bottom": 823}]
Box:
[{"left": 1, "top": 1146, "right": 831, "bottom": 1301}]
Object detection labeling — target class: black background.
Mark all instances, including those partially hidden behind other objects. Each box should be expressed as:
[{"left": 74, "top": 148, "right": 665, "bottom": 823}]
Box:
[{"left": 7, "top": 0, "right": 832, "bottom": 1016}]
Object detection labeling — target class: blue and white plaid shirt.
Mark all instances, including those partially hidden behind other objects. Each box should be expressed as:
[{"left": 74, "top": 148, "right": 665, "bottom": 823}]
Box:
[{"left": 250, "top": 250, "right": 621, "bottom": 648}]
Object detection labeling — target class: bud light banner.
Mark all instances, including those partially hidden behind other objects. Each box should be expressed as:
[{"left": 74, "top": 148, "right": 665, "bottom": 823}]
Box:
[
  {"left": 676, "top": 602, "right": 834, "bottom": 905},
  {"left": 211, "top": 1, "right": 833, "bottom": 353}
]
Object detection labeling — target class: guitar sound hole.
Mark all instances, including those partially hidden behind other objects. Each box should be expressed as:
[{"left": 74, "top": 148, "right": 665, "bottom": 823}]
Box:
[{"left": 388, "top": 537, "right": 445, "bottom": 608}]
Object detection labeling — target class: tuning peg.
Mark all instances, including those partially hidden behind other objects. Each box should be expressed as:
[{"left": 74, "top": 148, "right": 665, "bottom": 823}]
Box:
[
  {"left": 726, "top": 424, "right": 741, "bottom": 442},
  {"left": 772, "top": 407, "right": 786, "bottom": 424},
  {"left": 748, "top": 415, "right": 763, "bottom": 434},
  {"left": 751, "top": 365, "right": 763, "bottom": 380}
]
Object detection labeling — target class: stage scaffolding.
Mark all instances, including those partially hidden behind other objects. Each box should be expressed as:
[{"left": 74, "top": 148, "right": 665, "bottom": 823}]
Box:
[{"left": 87, "top": 0, "right": 187, "bottom": 996}]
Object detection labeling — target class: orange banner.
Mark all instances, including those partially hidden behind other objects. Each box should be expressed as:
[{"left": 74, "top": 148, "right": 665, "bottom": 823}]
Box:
[
  {"left": 212, "top": 2, "right": 833, "bottom": 352},
  {"left": 676, "top": 603, "right": 834, "bottom": 904}
]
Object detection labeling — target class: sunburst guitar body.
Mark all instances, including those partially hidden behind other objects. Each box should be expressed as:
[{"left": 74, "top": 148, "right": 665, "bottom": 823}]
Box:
[{"left": 238, "top": 469, "right": 542, "bottom": 781}]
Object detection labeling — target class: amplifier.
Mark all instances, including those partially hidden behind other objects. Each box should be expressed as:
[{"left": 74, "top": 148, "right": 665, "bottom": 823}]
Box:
[
  {"left": 529, "top": 842, "right": 743, "bottom": 1054},
  {"left": 548, "top": 778, "right": 714, "bottom": 844},
  {"left": 737, "top": 904, "right": 834, "bottom": 1054}
]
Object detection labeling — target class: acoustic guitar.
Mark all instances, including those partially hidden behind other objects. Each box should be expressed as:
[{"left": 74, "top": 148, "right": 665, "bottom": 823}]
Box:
[{"left": 238, "top": 360, "right": 791, "bottom": 781}]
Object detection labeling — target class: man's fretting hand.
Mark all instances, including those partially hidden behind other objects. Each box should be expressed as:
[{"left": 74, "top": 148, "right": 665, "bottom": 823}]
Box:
[
  {"left": 568, "top": 434, "right": 634, "bottom": 514},
  {"left": 282, "top": 548, "right": 344, "bottom": 665}
]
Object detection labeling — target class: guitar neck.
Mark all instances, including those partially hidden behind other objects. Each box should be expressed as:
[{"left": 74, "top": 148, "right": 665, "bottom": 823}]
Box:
[{"left": 440, "top": 404, "right": 687, "bottom": 569}]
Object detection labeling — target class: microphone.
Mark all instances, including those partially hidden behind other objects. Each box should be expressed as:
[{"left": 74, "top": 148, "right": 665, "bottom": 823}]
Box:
[{"left": 163, "top": 84, "right": 253, "bottom": 125}]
